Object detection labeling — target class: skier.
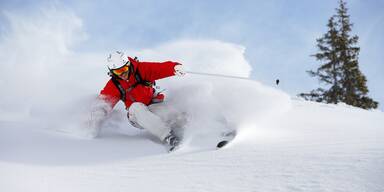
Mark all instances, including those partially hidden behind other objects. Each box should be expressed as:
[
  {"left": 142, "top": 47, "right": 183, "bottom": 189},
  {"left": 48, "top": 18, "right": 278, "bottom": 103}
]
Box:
[{"left": 88, "top": 51, "right": 185, "bottom": 150}]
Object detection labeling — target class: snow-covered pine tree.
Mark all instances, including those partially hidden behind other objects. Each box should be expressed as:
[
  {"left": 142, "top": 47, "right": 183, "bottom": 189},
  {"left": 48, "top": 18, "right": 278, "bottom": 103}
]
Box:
[{"left": 300, "top": 0, "right": 378, "bottom": 109}]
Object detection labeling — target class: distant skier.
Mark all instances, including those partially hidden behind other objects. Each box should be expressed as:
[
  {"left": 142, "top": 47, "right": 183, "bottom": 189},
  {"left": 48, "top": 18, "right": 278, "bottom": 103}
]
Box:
[
  {"left": 276, "top": 79, "right": 280, "bottom": 85},
  {"left": 88, "top": 51, "right": 185, "bottom": 150}
]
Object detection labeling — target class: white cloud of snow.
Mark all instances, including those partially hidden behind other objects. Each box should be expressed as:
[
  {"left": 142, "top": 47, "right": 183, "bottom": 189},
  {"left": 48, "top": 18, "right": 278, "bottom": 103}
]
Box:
[
  {"left": 0, "top": 7, "right": 291, "bottom": 145},
  {"left": 133, "top": 39, "right": 252, "bottom": 78},
  {"left": 0, "top": 7, "right": 87, "bottom": 117}
]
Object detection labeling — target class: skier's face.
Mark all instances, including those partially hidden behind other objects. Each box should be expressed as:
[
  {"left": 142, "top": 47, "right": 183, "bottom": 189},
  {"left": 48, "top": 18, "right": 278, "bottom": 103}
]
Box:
[
  {"left": 119, "top": 71, "right": 129, "bottom": 80},
  {"left": 112, "top": 64, "right": 130, "bottom": 80}
]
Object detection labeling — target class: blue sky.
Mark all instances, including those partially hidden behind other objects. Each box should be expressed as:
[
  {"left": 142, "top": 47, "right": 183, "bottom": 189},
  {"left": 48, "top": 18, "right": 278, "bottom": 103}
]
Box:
[{"left": 1, "top": 0, "right": 383, "bottom": 109}]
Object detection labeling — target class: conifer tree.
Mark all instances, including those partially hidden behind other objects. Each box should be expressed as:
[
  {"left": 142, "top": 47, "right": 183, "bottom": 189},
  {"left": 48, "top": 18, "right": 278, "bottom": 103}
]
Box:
[{"left": 300, "top": 0, "right": 378, "bottom": 109}]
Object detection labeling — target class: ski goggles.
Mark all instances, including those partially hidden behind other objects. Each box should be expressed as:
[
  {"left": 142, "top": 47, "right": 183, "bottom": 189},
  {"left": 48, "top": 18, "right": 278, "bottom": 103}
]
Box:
[{"left": 111, "top": 64, "right": 130, "bottom": 76}]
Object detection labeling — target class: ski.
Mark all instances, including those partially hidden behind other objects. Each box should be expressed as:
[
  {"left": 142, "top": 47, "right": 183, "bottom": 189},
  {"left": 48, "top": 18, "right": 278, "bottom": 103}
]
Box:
[
  {"left": 216, "top": 130, "right": 237, "bottom": 149},
  {"left": 216, "top": 140, "right": 230, "bottom": 148},
  {"left": 167, "top": 130, "right": 237, "bottom": 152}
]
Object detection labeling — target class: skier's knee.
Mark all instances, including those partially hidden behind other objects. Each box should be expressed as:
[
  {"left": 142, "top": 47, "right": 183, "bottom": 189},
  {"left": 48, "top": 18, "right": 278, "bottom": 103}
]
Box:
[
  {"left": 128, "top": 102, "right": 147, "bottom": 118},
  {"left": 127, "top": 102, "right": 147, "bottom": 129}
]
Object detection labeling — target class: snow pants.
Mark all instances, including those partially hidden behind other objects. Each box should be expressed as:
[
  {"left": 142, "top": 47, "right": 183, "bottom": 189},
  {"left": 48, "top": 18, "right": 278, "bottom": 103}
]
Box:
[{"left": 127, "top": 102, "right": 172, "bottom": 141}]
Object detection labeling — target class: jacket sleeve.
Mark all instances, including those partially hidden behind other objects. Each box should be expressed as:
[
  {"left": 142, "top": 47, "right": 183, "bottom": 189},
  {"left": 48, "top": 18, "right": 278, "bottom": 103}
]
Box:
[
  {"left": 131, "top": 58, "right": 179, "bottom": 82},
  {"left": 99, "top": 79, "right": 121, "bottom": 109}
]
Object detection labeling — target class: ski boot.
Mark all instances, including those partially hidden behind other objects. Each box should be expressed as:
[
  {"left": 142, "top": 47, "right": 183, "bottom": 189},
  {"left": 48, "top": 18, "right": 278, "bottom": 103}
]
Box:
[{"left": 164, "top": 132, "right": 180, "bottom": 152}]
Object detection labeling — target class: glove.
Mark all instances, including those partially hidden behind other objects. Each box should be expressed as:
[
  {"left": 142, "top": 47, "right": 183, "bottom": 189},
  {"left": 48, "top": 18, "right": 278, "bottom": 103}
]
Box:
[
  {"left": 174, "top": 64, "right": 186, "bottom": 77},
  {"left": 86, "top": 98, "right": 111, "bottom": 138}
]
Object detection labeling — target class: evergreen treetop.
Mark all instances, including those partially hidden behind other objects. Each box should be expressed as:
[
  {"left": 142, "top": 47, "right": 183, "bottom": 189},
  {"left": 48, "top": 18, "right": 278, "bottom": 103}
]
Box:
[{"left": 300, "top": 0, "right": 378, "bottom": 109}]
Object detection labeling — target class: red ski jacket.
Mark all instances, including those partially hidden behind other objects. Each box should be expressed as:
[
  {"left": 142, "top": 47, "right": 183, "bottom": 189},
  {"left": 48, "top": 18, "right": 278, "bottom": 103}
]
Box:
[{"left": 99, "top": 57, "right": 179, "bottom": 109}]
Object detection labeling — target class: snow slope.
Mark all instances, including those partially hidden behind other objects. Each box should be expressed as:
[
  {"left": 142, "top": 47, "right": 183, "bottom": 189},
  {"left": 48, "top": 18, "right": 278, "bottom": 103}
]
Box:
[
  {"left": 1, "top": 8, "right": 384, "bottom": 192},
  {"left": 1, "top": 95, "right": 383, "bottom": 192}
]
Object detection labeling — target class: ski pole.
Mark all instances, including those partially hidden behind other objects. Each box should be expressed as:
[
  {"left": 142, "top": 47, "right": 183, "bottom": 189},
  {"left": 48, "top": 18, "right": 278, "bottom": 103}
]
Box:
[{"left": 186, "top": 71, "right": 252, "bottom": 81}]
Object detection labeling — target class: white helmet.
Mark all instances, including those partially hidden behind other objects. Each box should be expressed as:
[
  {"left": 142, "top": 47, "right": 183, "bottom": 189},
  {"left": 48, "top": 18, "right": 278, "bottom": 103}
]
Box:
[{"left": 106, "top": 51, "right": 130, "bottom": 70}]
